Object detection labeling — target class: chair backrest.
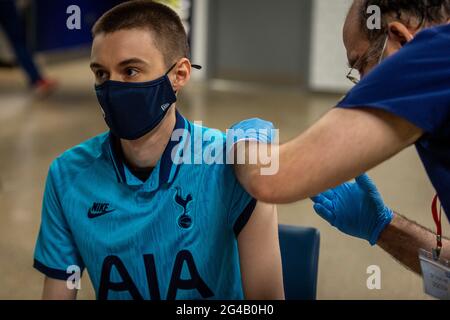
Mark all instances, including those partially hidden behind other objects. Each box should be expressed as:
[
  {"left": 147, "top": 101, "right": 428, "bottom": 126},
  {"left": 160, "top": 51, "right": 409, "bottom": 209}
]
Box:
[{"left": 278, "top": 224, "right": 320, "bottom": 300}]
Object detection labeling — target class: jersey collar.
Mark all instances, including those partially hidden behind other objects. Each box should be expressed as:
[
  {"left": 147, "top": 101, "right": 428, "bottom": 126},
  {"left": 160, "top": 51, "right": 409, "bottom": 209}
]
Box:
[{"left": 107, "top": 110, "right": 190, "bottom": 190}]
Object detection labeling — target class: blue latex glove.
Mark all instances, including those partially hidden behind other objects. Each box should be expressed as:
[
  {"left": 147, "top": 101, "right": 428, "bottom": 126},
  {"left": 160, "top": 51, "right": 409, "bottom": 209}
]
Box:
[
  {"left": 311, "top": 174, "right": 394, "bottom": 246},
  {"left": 228, "top": 118, "right": 276, "bottom": 144}
]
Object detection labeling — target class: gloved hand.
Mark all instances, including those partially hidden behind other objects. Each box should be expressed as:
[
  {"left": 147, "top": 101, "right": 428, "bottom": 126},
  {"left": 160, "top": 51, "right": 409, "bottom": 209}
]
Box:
[
  {"left": 228, "top": 118, "right": 276, "bottom": 144},
  {"left": 311, "top": 174, "right": 394, "bottom": 246}
]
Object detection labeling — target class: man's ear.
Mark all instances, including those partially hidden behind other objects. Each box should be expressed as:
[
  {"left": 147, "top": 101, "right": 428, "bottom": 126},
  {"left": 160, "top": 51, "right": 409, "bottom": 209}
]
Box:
[
  {"left": 385, "top": 22, "right": 415, "bottom": 55},
  {"left": 170, "top": 58, "right": 191, "bottom": 92}
]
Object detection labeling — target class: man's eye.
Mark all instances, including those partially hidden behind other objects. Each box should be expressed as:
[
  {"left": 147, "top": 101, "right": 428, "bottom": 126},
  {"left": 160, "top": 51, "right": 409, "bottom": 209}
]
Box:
[
  {"left": 125, "top": 68, "right": 138, "bottom": 77},
  {"left": 96, "top": 70, "right": 107, "bottom": 79}
]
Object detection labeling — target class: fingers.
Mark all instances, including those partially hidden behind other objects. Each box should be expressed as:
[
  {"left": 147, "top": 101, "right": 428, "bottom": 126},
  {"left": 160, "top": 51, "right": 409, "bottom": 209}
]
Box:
[
  {"left": 228, "top": 118, "right": 276, "bottom": 144},
  {"left": 313, "top": 203, "right": 336, "bottom": 225},
  {"left": 311, "top": 189, "right": 334, "bottom": 203},
  {"left": 310, "top": 194, "right": 333, "bottom": 211},
  {"left": 320, "top": 189, "right": 335, "bottom": 201}
]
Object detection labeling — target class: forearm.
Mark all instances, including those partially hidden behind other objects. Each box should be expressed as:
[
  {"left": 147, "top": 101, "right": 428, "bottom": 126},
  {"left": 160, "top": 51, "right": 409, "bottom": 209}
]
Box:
[
  {"left": 42, "top": 277, "right": 78, "bottom": 300},
  {"left": 238, "top": 203, "right": 285, "bottom": 300},
  {"left": 235, "top": 141, "right": 377, "bottom": 204},
  {"left": 235, "top": 108, "right": 422, "bottom": 204},
  {"left": 377, "top": 213, "right": 450, "bottom": 275}
]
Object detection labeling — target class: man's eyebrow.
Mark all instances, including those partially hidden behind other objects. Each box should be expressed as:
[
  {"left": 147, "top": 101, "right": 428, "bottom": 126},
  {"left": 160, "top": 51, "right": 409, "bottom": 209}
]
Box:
[
  {"left": 90, "top": 62, "right": 104, "bottom": 70},
  {"left": 117, "top": 58, "right": 149, "bottom": 67},
  {"left": 89, "top": 58, "right": 149, "bottom": 70}
]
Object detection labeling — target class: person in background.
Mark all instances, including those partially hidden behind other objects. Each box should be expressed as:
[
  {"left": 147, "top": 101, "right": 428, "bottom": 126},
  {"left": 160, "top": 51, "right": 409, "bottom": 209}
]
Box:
[{"left": 0, "top": 0, "right": 57, "bottom": 97}]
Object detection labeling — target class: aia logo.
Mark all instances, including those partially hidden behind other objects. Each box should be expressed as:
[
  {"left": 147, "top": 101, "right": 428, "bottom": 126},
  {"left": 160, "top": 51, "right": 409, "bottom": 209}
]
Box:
[{"left": 174, "top": 187, "right": 193, "bottom": 229}]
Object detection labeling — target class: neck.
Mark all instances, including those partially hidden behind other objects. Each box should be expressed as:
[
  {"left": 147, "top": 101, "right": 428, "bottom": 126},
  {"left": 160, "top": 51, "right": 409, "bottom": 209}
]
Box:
[{"left": 120, "top": 106, "right": 176, "bottom": 169}]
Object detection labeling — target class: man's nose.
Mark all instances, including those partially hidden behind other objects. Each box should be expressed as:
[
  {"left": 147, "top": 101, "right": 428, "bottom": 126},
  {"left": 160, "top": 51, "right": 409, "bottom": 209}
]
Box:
[{"left": 109, "top": 72, "right": 123, "bottom": 82}]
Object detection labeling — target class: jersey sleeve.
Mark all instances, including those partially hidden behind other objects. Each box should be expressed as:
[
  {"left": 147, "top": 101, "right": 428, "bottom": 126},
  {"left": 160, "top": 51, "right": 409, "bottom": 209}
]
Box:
[
  {"left": 336, "top": 25, "right": 450, "bottom": 135},
  {"left": 33, "top": 161, "right": 85, "bottom": 280},
  {"left": 227, "top": 170, "right": 257, "bottom": 237}
]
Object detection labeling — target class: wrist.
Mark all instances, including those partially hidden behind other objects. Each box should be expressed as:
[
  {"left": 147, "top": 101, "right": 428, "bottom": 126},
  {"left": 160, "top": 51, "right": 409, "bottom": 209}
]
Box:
[{"left": 369, "top": 208, "right": 394, "bottom": 246}]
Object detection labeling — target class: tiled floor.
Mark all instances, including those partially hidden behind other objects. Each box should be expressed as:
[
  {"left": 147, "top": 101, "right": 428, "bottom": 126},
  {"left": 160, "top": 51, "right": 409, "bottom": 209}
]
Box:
[{"left": 0, "top": 58, "right": 447, "bottom": 299}]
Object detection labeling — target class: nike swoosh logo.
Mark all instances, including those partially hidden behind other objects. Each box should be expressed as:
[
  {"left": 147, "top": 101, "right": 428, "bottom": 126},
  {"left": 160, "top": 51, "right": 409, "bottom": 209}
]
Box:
[{"left": 87, "top": 208, "right": 115, "bottom": 219}]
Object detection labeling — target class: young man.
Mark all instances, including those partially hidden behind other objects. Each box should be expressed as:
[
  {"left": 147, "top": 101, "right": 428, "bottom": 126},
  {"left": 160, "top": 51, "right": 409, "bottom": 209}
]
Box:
[
  {"left": 233, "top": 0, "right": 450, "bottom": 274},
  {"left": 33, "top": 1, "right": 284, "bottom": 300}
]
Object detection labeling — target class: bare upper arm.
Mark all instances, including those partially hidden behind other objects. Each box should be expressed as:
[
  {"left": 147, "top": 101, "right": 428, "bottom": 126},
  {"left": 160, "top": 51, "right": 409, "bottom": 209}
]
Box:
[
  {"left": 42, "top": 276, "right": 78, "bottom": 300},
  {"left": 237, "top": 202, "right": 284, "bottom": 300},
  {"left": 237, "top": 107, "right": 424, "bottom": 203}
]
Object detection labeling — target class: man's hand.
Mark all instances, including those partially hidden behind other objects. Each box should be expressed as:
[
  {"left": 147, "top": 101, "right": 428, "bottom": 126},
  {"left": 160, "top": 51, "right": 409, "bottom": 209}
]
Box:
[
  {"left": 228, "top": 118, "right": 276, "bottom": 144},
  {"left": 311, "top": 174, "right": 394, "bottom": 245}
]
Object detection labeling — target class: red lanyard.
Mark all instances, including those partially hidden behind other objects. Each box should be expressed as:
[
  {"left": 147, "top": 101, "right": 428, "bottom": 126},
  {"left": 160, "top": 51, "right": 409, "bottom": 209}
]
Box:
[{"left": 431, "top": 194, "right": 443, "bottom": 259}]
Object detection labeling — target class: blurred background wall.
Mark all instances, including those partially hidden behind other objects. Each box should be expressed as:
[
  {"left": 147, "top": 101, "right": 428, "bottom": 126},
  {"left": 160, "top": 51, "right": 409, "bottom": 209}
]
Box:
[
  {"left": 207, "top": 0, "right": 312, "bottom": 85},
  {"left": 0, "top": 0, "right": 354, "bottom": 91},
  {"left": 309, "top": 0, "right": 353, "bottom": 92}
]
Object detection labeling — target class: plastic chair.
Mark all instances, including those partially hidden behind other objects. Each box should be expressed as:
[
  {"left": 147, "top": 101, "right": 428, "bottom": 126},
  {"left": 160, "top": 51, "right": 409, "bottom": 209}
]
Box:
[{"left": 278, "top": 224, "right": 320, "bottom": 300}]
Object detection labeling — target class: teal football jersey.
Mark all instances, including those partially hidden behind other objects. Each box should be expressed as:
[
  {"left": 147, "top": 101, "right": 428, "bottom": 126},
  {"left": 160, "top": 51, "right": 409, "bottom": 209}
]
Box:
[{"left": 34, "top": 111, "right": 256, "bottom": 300}]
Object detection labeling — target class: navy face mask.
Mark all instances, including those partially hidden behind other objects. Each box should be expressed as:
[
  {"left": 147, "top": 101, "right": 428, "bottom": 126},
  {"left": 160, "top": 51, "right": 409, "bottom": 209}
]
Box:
[{"left": 94, "top": 63, "right": 177, "bottom": 140}]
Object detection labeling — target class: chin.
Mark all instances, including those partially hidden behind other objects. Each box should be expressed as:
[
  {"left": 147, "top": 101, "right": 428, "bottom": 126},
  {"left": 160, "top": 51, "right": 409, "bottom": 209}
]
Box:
[
  {"left": 122, "top": 106, "right": 176, "bottom": 146},
  {"left": 122, "top": 132, "right": 153, "bottom": 148}
]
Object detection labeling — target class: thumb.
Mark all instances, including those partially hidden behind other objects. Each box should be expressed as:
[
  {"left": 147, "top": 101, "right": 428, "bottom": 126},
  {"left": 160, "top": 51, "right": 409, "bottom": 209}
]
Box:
[{"left": 355, "top": 174, "right": 375, "bottom": 193}]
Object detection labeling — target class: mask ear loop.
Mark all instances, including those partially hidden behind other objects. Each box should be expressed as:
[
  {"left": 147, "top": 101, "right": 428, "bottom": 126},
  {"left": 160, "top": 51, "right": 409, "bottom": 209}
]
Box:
[
  {"left": 165, "top": 62, "right": 203, "bottom": 93},
  {"left": 377, "top": 35, "right": 389, "bottom": 65},
  {"left": 165, "top": 62, "right": 178, "bottom": 75},
  {"left": 165, "top": 62, "right": 203, "bottom": 75},
  {"left": 165, "top": 63, "right": 179, "bottom": 95}
]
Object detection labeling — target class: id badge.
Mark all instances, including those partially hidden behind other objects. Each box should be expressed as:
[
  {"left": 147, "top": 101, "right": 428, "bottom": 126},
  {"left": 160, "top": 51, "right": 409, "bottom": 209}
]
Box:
[{"left": 419, "top": 249, "right": 450, "bottom": 300}]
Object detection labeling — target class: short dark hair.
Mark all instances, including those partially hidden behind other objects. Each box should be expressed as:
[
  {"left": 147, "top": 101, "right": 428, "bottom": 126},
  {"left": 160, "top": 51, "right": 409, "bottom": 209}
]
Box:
[
  {"left": 359, "top": 0, "right": 450, "bottom": 41},
  {"left": 92, "top": 0, "right": 189, "bottom": 67}
]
